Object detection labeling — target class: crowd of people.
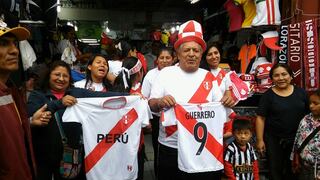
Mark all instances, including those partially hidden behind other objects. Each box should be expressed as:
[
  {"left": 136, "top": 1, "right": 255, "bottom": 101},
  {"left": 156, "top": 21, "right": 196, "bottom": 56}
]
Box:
[{"left": 1, "top": 18, "right": 319, "bottom": 180}]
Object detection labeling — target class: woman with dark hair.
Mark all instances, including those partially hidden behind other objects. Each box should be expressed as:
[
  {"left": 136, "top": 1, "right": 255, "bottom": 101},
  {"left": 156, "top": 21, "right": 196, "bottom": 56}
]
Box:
[
  {"left": 200, "top": 43, "right": 240, "bottom": 148},
  {"left": 28, "top": 61, "right": 124, "bottom": 180},
  {"left": 141, "top": 47, "right": 174, "bottom": 177},
  {"left": 200, "top": 43, "right": 230, "bottom": 94},
  {"left": 256, "top": 63, "right": 309, "bottom": 180},
  {"left": 74, "top": 54, "right": 112, "bottom": 91}
]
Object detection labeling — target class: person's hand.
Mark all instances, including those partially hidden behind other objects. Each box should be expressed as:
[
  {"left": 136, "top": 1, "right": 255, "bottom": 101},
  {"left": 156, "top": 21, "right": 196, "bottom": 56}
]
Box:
[
  {"left": 221, "top": 90, "right": 236, "bottom": 107},
  {"left": 31, "top": 104, "right": 52, "bottom": 127},
  {"left": 291, "top": 153, "right": 301, "bottom": 174},
  {"left": 256, "top": 139, "right": 266, "bottom": 156},
  {"left": 62, "top": 95, "right": 77, "bottom": 107},
  {"left": 158, "top": 95, "right": 176, "bottom": 110},
  {"left": 143, "top": 124, "right": 152, "bottom": 134}
]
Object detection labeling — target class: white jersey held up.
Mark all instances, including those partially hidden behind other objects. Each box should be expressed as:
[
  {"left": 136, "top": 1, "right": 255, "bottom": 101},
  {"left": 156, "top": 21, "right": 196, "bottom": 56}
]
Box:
[
  {"left": 161, "top": 102, "right": 228, "bottom": 173},
  {"left": 62, "top": 96, "right": 151, "bottom": 180},
  {"left": 149, "top": 66, "right": 223, "bottom": 148}
]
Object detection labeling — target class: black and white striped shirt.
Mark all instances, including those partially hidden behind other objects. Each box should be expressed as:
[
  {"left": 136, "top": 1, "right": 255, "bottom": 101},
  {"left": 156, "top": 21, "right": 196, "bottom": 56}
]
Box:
[{"left": 224, "top": 142, "right": 258, "bottom": 180}]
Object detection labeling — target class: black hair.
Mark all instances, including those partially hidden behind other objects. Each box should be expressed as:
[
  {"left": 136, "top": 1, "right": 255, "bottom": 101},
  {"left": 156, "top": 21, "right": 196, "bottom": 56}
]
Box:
[
  {"left": 200, "top": 43, "right": 222, "bottom": 71},
  {"left": 111, "top": 56, "right": 141, "bottom": 93},
  {"left": 310, "top": 89, "right": 320, "bottom": 97},
  {"left": 269, "top": 63, "right": 294, "bottom": 80},
  {"left": 60, "top": 25, "right": 75, "bottom": 36},
  {"left": 156, "top": 47, "right": 174, "bottom": 59},
  {"left": 118, "top": 40, "right": 136, "bottom": 60},
  {"left": 151, "top": 41, "right": 163, "bottom": 55},
  {"left": 36, "top": 61, "right": 74, "bottom": 92},
  {"left": 84, "top": 54, "right": 112, "bottom": 90},
  {"left": 232, "top": 119, "right": 253, "bottom": 132}
]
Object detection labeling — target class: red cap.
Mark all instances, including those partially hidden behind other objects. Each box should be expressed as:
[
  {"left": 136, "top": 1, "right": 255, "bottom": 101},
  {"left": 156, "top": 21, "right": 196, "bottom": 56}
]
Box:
[
  {"left": 261, "top": 31, "right": 282, "bottom": 50},
  {"left": 174, "top": 20, "right": 206, "bottom": 51}
]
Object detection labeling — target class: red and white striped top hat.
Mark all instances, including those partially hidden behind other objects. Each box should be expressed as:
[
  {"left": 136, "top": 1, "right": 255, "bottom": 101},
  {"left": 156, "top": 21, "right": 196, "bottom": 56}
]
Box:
[{"left": 174, "top": 20, "right": 206, "bottom": 51}]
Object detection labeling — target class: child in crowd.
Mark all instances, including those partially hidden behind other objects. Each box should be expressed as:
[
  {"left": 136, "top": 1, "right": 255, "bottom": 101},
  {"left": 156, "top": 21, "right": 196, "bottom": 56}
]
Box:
[
  {"left": 291, "top": 89, "right": 320, "bottom": 180},
  {"left": 224, "top": 119, "right": 260, "bottom": 180}
]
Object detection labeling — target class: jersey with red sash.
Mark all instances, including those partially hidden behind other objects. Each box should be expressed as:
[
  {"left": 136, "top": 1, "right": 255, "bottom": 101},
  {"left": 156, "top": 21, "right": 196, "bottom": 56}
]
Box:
[
  {"left": 211, "top": 68, "right": 229, "bottom": 91},
  {"left": 150, "top": 66, "right": 222, "bottom": 148},
  {"left": 62, "top": 96, "right": 151, "bottom": 180},
  {"left": 161, "top": 102, "right": 228, "bottom": 172}
]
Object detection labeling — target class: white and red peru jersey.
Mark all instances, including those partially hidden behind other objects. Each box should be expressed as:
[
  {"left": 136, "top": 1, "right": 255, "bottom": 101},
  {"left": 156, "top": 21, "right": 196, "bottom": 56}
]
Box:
[
  {"left": 150, "top": 66, "right": 223, "bottom": 148},
  {"left": 62, "top": 96, "right": 151, "bottom": 180},
  {"left": 161, "top": 102, "right": 228, "bottom": 172},
  {"left": 211, "top": 68, "right": 230, "bottom": 94},
  {"left": 252, "top": 0, "right": 281, "bottom": 26}
]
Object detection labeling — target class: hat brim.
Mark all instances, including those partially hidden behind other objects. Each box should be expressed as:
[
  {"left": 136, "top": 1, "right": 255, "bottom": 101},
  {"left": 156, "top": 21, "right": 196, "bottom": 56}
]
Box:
[
  {"left": 263, "top": 38, "right": 282, "bottom": 50},
  {"left": 174, "top": 36, "right": 206, "bottom": 51},
  {"left": 1, "top": 27, "right": 30, "bottom": 41}
]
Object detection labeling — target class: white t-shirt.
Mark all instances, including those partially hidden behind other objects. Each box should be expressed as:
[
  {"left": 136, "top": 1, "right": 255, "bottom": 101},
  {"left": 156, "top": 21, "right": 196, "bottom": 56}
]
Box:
[
  {"left": 108, "top": 60, "right": 123, "bottom": 76},
  {"left": 162, "top": 102, "right": 228, "bottom": 173},
  {"left": 142, "top": 67, "right": 161, "bottom": 116},
  {"left": 62, "top": 96, "right": 151, "bottom": 180},
  {"left": 141, "top": 67, "right": 161, "bottom": 99},
  {"left": 252, "top": 0, "right": 281, "bottom": 26},
  {"left": 74, "top": 79, "right": 106, "bottom": 92},
  {"left": 149, "top": 66, "right": 223, "bottom": 148}
]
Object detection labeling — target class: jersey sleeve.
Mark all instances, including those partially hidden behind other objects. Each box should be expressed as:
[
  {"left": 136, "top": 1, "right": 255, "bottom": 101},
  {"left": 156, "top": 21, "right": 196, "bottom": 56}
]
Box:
[
  {"left": 160, "top": 108, "right": 177, "bottom": 126},
  {"left": 141, "top": 73, "right": 152, "bottom": 99},
  {"left": 138, "top": 99, "right": 152, "bottom": 127},
  {"left": 224, "top": 144, "right": 235, "bottom": 163},
  {"left": 224, "top": 161, "right": 236, "bottom": 180},
  {"left": 62, "top": 99, "right": 92, "bottom": 124},
  {"left": 224, "top": 144, "right": 236, "bottom": 179}
]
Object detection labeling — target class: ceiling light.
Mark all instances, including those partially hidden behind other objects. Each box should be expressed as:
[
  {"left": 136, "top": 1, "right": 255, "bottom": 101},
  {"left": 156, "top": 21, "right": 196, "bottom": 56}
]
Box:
[
  {"left": 79, "top": 39, "right": 99, "bottom": 43},
  {"left": 189, "top": 0, "right": 200, "bottom": 4}
]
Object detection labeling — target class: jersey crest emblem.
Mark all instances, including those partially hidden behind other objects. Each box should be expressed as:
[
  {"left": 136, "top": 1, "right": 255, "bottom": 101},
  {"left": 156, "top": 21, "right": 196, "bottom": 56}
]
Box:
[{"left": 202, "top": 80, "right": 212, "bottom": 91}]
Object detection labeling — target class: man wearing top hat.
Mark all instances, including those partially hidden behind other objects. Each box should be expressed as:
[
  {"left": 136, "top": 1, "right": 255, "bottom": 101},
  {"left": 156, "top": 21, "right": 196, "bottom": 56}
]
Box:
[
  {"left": 0, "top": 19, "right": 51, "bottom": 180},
  {"left": 148, "top": 20, "right": 235, "bottom": 180}
]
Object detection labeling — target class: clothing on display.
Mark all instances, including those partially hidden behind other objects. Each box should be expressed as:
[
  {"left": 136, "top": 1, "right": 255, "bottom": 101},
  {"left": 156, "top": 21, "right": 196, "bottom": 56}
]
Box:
[
  {"left": 224, "top": 0, "right": 244, "bottom": 32},
  {"left": 252, "top": 0, "right": 281, "bottom": 26},
  {"left": 238, "top": 44, "right": 257, "bottom": 73},
  {"left": 233, "top": 0, "right": 256, "bottom": 28},
  {"left": 62, "top": 96, "right": 151, "bottom": 180}
]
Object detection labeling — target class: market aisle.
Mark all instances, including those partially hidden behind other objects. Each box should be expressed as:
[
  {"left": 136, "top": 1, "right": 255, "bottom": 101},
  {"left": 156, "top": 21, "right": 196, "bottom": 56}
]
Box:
[{"left": 144, "top": 134, "right": 156, "bottom": 180}]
